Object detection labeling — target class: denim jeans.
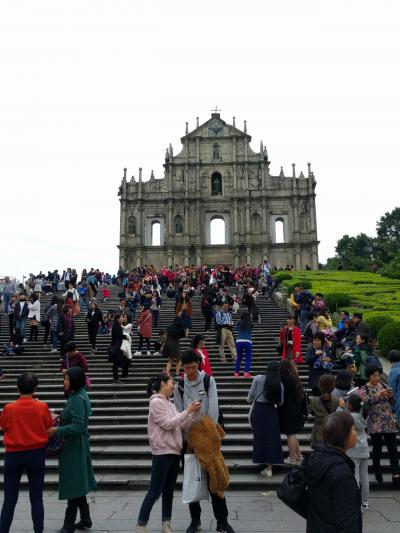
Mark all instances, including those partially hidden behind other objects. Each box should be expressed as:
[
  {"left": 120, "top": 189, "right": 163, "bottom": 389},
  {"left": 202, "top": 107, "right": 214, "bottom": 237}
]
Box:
[
  {"left": 51, "top": 330, "right": 58, "bottom": 349},
  {"left": 3, "top": 293, "right": 12, "bottom": 314},
  {"left": 151, "top": 309, "right": 159, "bottom": 327},
  {"left": 235, "top": 341, "right": 252, "bottom": 373},
  {"left": 299, "top": 309, "right": 310, "bottom": 334},
  {"left": 0, "top": 447, "right": 46, "bottom": 533},
  {"left": 15, "top": 317, "right": 27, "bottom": 338},
  {"left": 137, "top": 454, "right": 180, "bottom": 525}
]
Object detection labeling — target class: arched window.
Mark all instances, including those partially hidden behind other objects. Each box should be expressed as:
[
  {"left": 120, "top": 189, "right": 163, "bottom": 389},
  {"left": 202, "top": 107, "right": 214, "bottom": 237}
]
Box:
[
  {"left": 210, "top": 217, "right": 225, "bottom": 245},
  {"left": 128, "top": 215, "right": 136, "bottom": 235},
  {"left": 275, "top": 218, "right": 285, "bottom": 243},
  {"left": 211, "top": 172, "right": 222, "bottom": 195},
  {"left": 151, "top": 221, "right": 161, "bottom": 246},
  {"left": 174, "top": 215, "right": 184, "bottom": 234}
]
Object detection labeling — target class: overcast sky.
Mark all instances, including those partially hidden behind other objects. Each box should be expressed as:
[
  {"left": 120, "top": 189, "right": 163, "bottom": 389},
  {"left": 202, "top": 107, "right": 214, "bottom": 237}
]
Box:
[{"left": 1, "top": 1, "right": 399, "bottom": 280}]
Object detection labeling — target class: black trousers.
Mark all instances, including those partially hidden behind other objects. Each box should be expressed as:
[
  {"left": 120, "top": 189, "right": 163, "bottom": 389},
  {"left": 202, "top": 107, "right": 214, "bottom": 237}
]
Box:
[
  {"left": 8, "top": 314, "right": 14, "bottom": 336},
  {"left": 371, "top": 432, "right": 400, "bottom": 476},
  {"left": 112, "top": 358, "right": 129, "bottom": 380},
  {"left": 88, "top": 326, "right": 97, "bottom": 349},
  {"left": 203, "top": 313, "right": 212, "bottom": 331},
  {"left": 64, "top": 496, "right": 89, "bottom": 526},
  {"left": 43, "top": 322, "right": 50, "bottom": 344},
  {"left": 182, "top": 443, "right": 229, "bottom": 527}
]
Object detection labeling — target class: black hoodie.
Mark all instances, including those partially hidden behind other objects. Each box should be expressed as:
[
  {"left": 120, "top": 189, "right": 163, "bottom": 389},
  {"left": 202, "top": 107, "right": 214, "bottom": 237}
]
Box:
[{"left": 302, "top": 446, "right": 362, "bottom": 533}]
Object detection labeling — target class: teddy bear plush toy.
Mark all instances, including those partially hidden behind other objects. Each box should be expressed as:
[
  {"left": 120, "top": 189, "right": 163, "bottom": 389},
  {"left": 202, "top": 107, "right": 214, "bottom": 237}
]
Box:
[{"left": 187, "top": 415, "right": 230, "bottom": 498}]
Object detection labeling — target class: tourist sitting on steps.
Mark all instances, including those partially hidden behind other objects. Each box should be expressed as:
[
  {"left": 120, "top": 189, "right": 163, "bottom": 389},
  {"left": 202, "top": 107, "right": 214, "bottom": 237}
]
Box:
[{"left": 174, "top": 350, "right": 236, "bottom": 533}]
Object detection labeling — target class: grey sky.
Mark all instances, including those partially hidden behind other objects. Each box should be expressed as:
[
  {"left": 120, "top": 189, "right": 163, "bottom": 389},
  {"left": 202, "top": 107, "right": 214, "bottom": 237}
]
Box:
[{"left": 1, "top": 1, "right": 399, "bottom": 280}]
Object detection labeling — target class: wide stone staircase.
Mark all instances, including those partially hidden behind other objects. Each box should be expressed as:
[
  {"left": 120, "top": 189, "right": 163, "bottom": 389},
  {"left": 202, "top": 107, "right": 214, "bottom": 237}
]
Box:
[{"left": 0, "top": 286, "right": 397, "bottom": 490}]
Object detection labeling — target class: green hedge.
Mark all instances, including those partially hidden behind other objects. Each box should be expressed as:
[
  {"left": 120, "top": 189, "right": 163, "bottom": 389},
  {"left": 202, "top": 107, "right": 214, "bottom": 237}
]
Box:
[
  {"left": 365, "top": 314, "right": 395, "bottom": 340},
  {"left": 324, "top": 292, "right": 351, "bottom": 311},
  {"left": 285, "top": 279, "right": 313, "bottom": 294},
  {"left": 377, "top": 321, "right": 400, "bottom": 356},
  {"left": 274, "top": 272, "right": 293, "bottom": 282}
]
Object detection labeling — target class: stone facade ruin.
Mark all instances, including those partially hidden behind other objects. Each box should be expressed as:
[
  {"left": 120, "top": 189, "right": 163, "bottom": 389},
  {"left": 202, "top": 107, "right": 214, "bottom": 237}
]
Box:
[{"left": 118, "top": 112, "right": 319, "bottom": 269}]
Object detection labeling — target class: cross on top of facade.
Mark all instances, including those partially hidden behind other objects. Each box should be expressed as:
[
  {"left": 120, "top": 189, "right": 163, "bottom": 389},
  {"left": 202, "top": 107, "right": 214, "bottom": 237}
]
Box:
[{"left": 211, "top": 106, "right": 222, "bottom": 114}]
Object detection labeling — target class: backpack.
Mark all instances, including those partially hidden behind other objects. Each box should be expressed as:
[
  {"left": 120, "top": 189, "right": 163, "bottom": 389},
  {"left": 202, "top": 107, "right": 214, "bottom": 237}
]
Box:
[
  {"left": 178, "top": 374, "right": 225, "bottom": 429},
  {"left": 303, "top": 321, "right": 315, "bottom": 344}
]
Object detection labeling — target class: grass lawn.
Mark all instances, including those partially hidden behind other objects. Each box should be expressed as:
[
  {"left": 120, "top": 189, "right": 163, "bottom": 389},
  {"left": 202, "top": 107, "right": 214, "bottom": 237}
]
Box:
[{"left": 280, "top": 270, "right": 400, "bottom": 320}]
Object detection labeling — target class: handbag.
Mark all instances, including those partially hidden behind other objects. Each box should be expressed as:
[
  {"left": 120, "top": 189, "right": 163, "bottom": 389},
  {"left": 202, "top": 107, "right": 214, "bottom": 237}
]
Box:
[
  {"left": 277, "top": 463, "right": 309, "bottom": 519},
  {"left": 46, "top": 421, "right": 65, "bottom": 458},
  {"left": 182, "top": 454, "right": 209, "bottom": 504}
]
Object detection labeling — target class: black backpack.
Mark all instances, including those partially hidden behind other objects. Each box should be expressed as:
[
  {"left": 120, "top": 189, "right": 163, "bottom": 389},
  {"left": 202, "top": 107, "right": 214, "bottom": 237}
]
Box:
[{"left": 178, "top": 374, "right": 225, "bottom": 429}]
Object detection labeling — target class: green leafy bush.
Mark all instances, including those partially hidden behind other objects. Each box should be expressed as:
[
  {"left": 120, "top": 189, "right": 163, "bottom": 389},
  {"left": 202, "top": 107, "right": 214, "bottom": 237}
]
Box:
[
  {"left": 377, "top": 321, "right": 400, "bottom": 356},
  {"left": 274, "top": 272, "right": 293, "bottom": 282},
  {"left": 380, "top": 255, "right": 400, "bottom": 280},
  {"left": 324, "top": 292, "right": 351, "bottom": 311},
  {"left": 366, "top": 314, "right": 395, "bottom": 340},
  {"left": 285, "top": 279, "right": 313, "bottom": 294}
]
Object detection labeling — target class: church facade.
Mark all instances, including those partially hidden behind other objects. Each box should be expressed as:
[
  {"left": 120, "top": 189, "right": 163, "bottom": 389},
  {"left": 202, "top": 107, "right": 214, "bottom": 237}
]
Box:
[{"left": 118, "top": 112, "right": 319, "bottom": 270}]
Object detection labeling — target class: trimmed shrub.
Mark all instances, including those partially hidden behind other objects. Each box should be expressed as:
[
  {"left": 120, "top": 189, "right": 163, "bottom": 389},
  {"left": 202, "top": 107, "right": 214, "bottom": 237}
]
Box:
[
  {"left": 324, "top": 292, "right": 351, "bottom": 311},
  {"left": 273, "top": 272, "right": 293, "bottom": 282},
  {"left": 377, "top": 321, "right": 400, "bottom": 356},
  {"left": 380, "top": 255, "right": 400, "bottom": 280},
  {"left": 285, "top": 279, "right": 313, "bottom": 294},
  {"left": 366, "top": 314, "right": 395, "bottom": 340}
]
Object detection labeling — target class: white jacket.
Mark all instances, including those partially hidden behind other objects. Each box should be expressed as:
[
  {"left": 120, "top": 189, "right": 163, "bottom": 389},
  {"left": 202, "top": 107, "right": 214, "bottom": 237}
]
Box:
[{"left": 28, "top": 300, "right": 41, "bottom": 320}]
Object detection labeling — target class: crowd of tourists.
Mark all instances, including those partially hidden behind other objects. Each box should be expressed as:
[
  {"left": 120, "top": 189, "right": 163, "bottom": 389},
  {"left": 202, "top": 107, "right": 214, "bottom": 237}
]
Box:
[{"left": 1, "top": 264, "right": 400, "bottom": 533}]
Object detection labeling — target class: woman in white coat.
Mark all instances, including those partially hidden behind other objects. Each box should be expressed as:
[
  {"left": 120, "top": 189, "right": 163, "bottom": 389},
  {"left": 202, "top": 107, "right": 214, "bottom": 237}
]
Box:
[{"left": 28, "top": 293, "right": 41, "bottom": 341}]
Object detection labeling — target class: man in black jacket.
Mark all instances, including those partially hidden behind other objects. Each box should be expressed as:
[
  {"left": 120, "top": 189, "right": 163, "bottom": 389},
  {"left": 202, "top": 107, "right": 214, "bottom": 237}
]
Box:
[{"left": 14, "top": 295, "right": 29, "bottom": 342}]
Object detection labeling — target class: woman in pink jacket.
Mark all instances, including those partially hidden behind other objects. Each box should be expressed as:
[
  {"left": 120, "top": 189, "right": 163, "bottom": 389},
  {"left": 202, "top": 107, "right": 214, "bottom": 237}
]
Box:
[
  {"left": 135, "top": 374, "right": 201, "bottom": 533},
  {"left": 134, "top": 304, "right": 153, "bottom": 356}
]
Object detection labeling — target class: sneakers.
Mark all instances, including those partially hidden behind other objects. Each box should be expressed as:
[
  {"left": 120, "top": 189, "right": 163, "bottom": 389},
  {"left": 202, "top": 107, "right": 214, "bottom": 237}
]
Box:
[
  {"left": 186, "top": 521, "right": 201, "bottom": 533},
  {"left": 0, "top": 371, "right": 5, "bottom": 380},
  {"left": 153, "top": 351, "right": 160, "bottom": 356},
  {"left": 135, "top": 525, "right": 148, "bottom": 533},
  {"left": 216, "top": 524, "right": 235, "bottom": 533},
  {"left": 284, "top": 457, "right": 297, "bottom": 465},
  {"left": 362, "top": 502, "right": 369, "bottom": 511},
  {"left": 296, "top": 454, "right": 304, "bottom": 465},
  {"left": 162, "top": 520, "right": 174, "bottom": 533},
  {"left": 146, "top": 351, "right": 151, "bottom": 356},
  {"left": 243, "top": 372, "right": 252, "bottom": 378},
  {"left": 260, "top": 467, "right": 272, "bottom": 477},
  {"left": 233, "top": 372, "right": 240, "bottom": 378},
  {"left": 134, "top": 351, "right": 142, "bottom": 356},
  {"left": 50, "top": 348, "right": 58, "bottom": 353}
]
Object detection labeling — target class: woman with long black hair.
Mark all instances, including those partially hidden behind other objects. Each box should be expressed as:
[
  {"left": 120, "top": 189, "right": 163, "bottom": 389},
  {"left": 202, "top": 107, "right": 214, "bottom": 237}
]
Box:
[
  {"left": 278, "top": 360, "right": 307, "bottom": 465},
  {"left": 247, "top": 360, "right": 284, "bottom": 477}
]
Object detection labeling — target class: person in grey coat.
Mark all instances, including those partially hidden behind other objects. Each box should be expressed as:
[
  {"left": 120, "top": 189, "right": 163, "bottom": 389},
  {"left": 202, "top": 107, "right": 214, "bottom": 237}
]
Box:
[{"left": 338, "top": 393, "right": 370, "bottom": 509}]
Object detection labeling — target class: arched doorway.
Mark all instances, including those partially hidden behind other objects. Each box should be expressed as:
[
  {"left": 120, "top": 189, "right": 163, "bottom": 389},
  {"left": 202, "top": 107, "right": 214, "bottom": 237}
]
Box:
[
  {"left": 275, "top": 218, "right": 285, "bottom": 243},
  {"left": 210, "top": 216, "right": 225, "bottom": 244},
  {"left": 151, "top": 221, "right": 161, "bottom": 246}
]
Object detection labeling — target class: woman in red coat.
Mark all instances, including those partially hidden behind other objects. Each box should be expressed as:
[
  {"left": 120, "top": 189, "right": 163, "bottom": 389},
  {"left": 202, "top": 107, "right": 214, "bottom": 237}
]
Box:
[
  {"left": 134, "top": 305, "right": 153, "bottom": 355},
  {"left": 191, "top": 334, "right": 213, "bottom": 376},
  {"left": 279, "top": 317, "right": 303, "bottom": 363}
]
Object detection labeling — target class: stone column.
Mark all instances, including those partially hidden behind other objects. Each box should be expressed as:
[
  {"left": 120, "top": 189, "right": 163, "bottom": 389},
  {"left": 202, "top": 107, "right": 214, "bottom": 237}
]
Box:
[
  {"left": 233, "top": 200, "right": 239, "bottom": 243},
  {"left": 234, "top": 247, "right": 240, "bottom": 267},
  {"left": 167, "top": 249, "right": 173, "bottom": 267},
  {"left": 167, "top": 200, "right": 173, "bottom": 243},
  {"left": 196, "top": 249, "right": 202, "bottom": 267},
  {"left": 232, "top": 138, "right": 237, "bottom": 189},
  {"left": 245, "top": 200, "right": 251, "bottom": 236},
  {"left": 295, "top": 253, "right": 302, "bottom": 271},
  {"left": 246, "top": 246, "right": 252, "bottom": 265}
]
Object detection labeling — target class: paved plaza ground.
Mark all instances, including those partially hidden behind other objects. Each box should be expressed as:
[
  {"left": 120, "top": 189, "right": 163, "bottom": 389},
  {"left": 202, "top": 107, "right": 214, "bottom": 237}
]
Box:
[{"left": 3, "top": 489, "right": 400, "bottom": 532}]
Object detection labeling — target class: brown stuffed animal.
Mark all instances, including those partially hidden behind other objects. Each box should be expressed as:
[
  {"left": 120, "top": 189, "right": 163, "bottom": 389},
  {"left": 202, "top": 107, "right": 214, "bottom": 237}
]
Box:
[{"left": 187, "top": 415, "right": 230, "bottom": 498}]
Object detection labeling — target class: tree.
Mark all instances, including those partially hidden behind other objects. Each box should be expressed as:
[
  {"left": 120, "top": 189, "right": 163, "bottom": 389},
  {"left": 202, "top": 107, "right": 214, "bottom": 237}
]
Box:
[
  {"left": 376, "top": 207, "right": 400, "bottom": 262},
  {"left": 335, "top": 233, "right": 376, "bottom": 271},
  {"left": 377, "top": 207, "right": 400, "bottom": 242}
]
